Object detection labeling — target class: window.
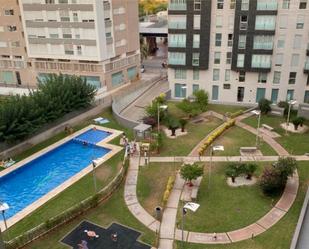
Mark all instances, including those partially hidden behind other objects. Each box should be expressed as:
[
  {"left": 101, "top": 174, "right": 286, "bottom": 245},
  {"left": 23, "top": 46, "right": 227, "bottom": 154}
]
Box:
[
  {"left": 0, "top": 26, "right": 4, "bottom": 32},
  {"left": 237, "top": 54, "right": 245, "bottom": 68},
  {"left": 193, "top": 69, "right": 199, "bottom": 80},
  {"left": 256, "top": 88, "right": 266, "bottom": 102},
  {"left": 304, "top": 91, "right": 309, "bottom": 103},
  {"left": 225, "top": 69, "right": 230, "bottom": 81},
  {"left": 213, "top": 69, "right": 220, "bottom": 81},
  {"left": 168, "top": 15, "right": 187, "bottom": 29},
  {"left": 194, "top": 0, "right": 201, "bottom": 10},
  {"left": 279, "top": 15, "right": 288, "bottom": 29},
  {"left": 291, "top": 54, "right": 300, "bottom": 67},
  {"left": 169, "top": 34, "right": 186, "bottom": 47},
  {"left": 175, "top": 69, "right": 187, "bottom": 79},
  {"left": 288, "top": 72, "right": 296, "bottom": 84},
  {"left": 273, "top": 71, "right": 281, "bottom": 84},
  {"left": 253, "top": 36, "right": 273, "bottom": 50},
  {"left": 193, "top": 34, "right": 200, "bottom": 48},
  {"left": 62, "top": 28, "right": 72, "bottom": 39},
  {"left": 170, "top": 0, "right": 187, "bottom": 10},
  {"left": 287, "top": 90, "right": 294, "bottom": 101},
  {"left": 73, "top": 13, "right": 78, "bottom": 22},
  {"left": 228, "top": 16, "right": 234, "bottom": 29},
  {"left": 257, "top": 0, "right": 277, "bottom": 10},
  {"left": 299, "top": 0, "right": 307, "bottom": 9},
  {"left": 226, "top": 52, "right": 232, "bottom": 64},
  {"left": 45, "top": 0, "right": 55, "bottom": 3},
  {"left": 192, "top": 53, "right": 199, "bottom": 66},
  {"left": 0, "top": 71, "right": 16, "bottom": 84},
  {"left": 223, "top": 84, "right": 231, "bottom": 89},
  {"left": 59, "top": 0, "right": 68, "bottom": 3},
  {"left": 112, "top": 71, "right": 123, "bottom": 86},
  {"left": 174, "top": 83, "right": 186, "bottom": 98},
  {"left": 8, "top": 26, "right": 17, "bottom": 32},
  {"left": 11, "top": 41, "right": 20, "bottom": 47},
  {"left": 282, "top": 0, "right": 290, "bottom": 9},
  {"left": 212, "top": 85, "right": 219, "bottom": 100},
  {"left": 258, "top": 73, "right": 267, "bottom": 83},
  {"left": 239, "top": 71, "right": 246, "bottom": 82},
  {"left": 237, "top": 87, "right": 245, "bottom": 102},
  {"left": 293, "top": 35, "right": 302, "bottom": 49},
  {"left": 0, "top": 42, "right": 7, "bottom": 48},
  {"left": 193, "top": 84, "right": 199, "bottom": 93},
  {"left": 240, "top": 16, "right": 248, "bottom": 30},
  {"left": 275, "top": 53, "right": 283, "bottom": 66},
  {"left": 217, "top": 0, "right": 224, "bottom": 9},
  {"left": 194, "top": 15, "right": 201, "bottom": 29},
  {"left": 296, "top": 15, "right": 305, "bottom": 29},
  {"left": 228, "top": 34, "right": 233, "bottom": 47},
  {"left": 241, "top": 0, "right": 249, "bottom": 10},
  {"left": 76, "top": 45, "right": 82, "bottom": 55},
  {"left": 60, "top": 10, "right": 70, "bottom": 22},
  {"left": 271, "top": 89, "right": 279, "bottom": 103},
  {"left": 50, "top": 33, "right": 59, "bottom": 38},
  {"left": 277, "top": 35, "right": 285, "bottom": 48},
  {"left": 230, "top": 0, "right": 236, "bottom": 9},
  {"left": 255, "top": 16, "right": 276, "bottom": 30},
  {"left": 168, "top": 52, "right": 186, "bottom": 65},
  {"left": 214, "top": 52, "right": 221, "bottom": 64},
  {"left": 64, "top": 44, "right": 73, "bottom": 55},
  {"left": 215, "top": 33, "right": 222, "bottom": 46},
  {"left": 216, "top": 16, "right": 223, "bottom": 28},
  {"left": 238, "top": 35, "right": 246, "bottom": 49},
  {"left": 252, "top": 55, "right": 271, "bottom": 68},
  {"left": 4, "top": 9, "right": 14, "bottom": 15}
]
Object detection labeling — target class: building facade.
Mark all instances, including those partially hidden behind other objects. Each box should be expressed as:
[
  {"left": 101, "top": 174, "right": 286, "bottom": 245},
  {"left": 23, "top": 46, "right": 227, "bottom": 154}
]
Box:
[
  {"left": 168, "top": 0, "right": 309, "bottom": 105},
  {"left": 0, "top": 0, "right": 140, "bottom": 91}
]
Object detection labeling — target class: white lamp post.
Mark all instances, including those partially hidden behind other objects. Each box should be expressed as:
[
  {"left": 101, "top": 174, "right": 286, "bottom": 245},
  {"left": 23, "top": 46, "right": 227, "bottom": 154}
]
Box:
[
  {"left": 286, "top": 100, "right": 297, "bottom": 135},
  {"left": 182, "top": 202, "right": 200, "bottom": 249},
  {"left": 208, "top": 145, "right": 224, "bottom": 189},
  {"left": 251, "top": 110, "right": 261, "bottom": 148},
  {"left": 0, "top": 202, "right": 9, "bottom": 231}
]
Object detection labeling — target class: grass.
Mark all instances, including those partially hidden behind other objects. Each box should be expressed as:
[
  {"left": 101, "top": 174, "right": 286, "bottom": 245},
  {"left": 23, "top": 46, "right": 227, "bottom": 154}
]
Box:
[
  {"left": 207, "top": 104, "right": 249, "bottom": 115},
  {"left": 23, "top": 185, "right": 156, "bottom": 249},
  {"left": 243, "top": 114, "right": 309, "bottom": 155},
  {"left": 205, "top": 126, "right": 277, "bottom": 156},
  {"left": 137, "top": 162, "right": 180, "bottom": 217},
  {"left": 177, "top": 162, "right": 278, "bottom": 233}
]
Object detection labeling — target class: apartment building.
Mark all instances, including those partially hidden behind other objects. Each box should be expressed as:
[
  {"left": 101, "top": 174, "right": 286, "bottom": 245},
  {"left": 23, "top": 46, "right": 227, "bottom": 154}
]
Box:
[
  {"left": 0, "top": 0, "right": 140, "bottom": 91},
  {"left": 168, "top": 0, "right": 309, "bottom": 106}
]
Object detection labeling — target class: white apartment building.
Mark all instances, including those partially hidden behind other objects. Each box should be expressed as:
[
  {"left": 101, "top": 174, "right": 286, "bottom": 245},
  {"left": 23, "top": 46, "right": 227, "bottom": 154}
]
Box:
[
  {"left": 168, "top": 0, "right": 309, "bottom": 106},
  {"left": 0, "top": 0, "right": 140, "bottom": 91}
]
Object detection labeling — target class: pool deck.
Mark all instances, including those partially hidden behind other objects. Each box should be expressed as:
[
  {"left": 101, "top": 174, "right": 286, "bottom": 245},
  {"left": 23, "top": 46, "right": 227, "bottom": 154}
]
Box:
[{"left": 0, "top": 125, "right": 123, "bottom": 231}]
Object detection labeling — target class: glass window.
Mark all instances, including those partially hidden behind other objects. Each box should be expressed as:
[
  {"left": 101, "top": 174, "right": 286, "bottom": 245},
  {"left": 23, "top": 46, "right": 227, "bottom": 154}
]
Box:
[
  {"left": 240, "top": 15, "right": 248, "bottom": 30},
  {"left": 293, "top": 35, "right": 302, "bottom": 49},
  {"left": 277, "top": 35, "right": 285, "bottom": 48},
  {"left": 168, "top": 52, "right": 186, "bottom": 65},
  {"left": 288, "top": 72, "right": 297, "bottom": 84},
  {"left": 256, "top": 88, "right": 266, "bottom": 103},
  {"left": 230, "top": 0, "right": 236, "bottom": 9},
  {"left": 296, "top": 15, "right": 305, "bottom": 29},
  {"left": 251, "top": 55, "right": 272, "bottom": 68},
  {"left": 194, "top": 0, "right": 201, "bottom": 10},
  {"left": 304, "top": 91, "right": 309, "bottom": 103},
  {"left": 0, "top": 71, "right": 15, "bottom": 83},
  {"left": 225, "top": 69, "right": 230, "bottom": 81},
  {"left": 174, "top": 69, "right": 187, "bottom": 79},
  {"left": 214, "top": 52, "right": 221, "bottom": 64},
  {"left": 213, "top": 69, "right": 220, "bottom": 81},
  {"left": 287, "top": 90, "right": 294, "bottom": 101},
  {"left": 282, "top": 0, "right": 290, "bottom": 9},
  {"left": 299, "top": 0, "right": 307, "bottom": 9},
  {"left": 216, "top": 16, "right": 223, "bottom": 28},
  {"left": 291, "top": 54, "right": 300, "bottom": 67},
  {"left": 237, "top": 87, "right": 245, "bottom": 102},
  {"left": 275, "top": 53, "right": 283, "bottom": 66},
  {"left": 212, "top": 85, "right": 219, "bottom": 100},
  {"left": 111, "top": 71, "right": 123, "bottom": 86},
  {"left": 271, "top": 89, "right": 279, "bottom": 103},
  {"left": 170, "top": 0, "right": 187, "bottom": 10},
  {"left": 217, "top": 0, "right": 224, "bottom": 9},
  {"left": 258, "top": 72, "right": 267, "bottom": 83},
  {"left": 255, "top": 15, "right": 276, "bottom": 30},
  {"left": 238, "top": 35, "right": 246, "bottom": 49},
  {"left": 241, "top": 0, "right": 249, "bottom": 10},
  {"left": 168, "top": 15, "right": 187, "bottom": 29},
  {"left": 194, "top": 15, "right": 200, "bottom": 29},
  {"left": 215, "top": 33, "right": 222, "bottom": 46},
  {"left": 192, "top": 53, "right": 200, "bottom": 66},
  {"left": 239, "top": 71, "right": 246, "bottom": 82},
  {"left": 273, "top": 71, "right": 281, "bottom": 84},
  {"left": 228, "top": 34, "right": 233, "bottom": 47},
  {"left": 237, "top": 54, "right": 245, "bottom": 68},
  {"left": 279, "top": 15, "right": 288, "bottom": 29},
  {"left": 174, "top": 83, "right": 187, "bottom": 98},
  {"left": 253, "top": 35, "right": 273, "bottom": 50},
  {"left": 223, "top": 84, "right": 231, "bottom": 89},
  {"left": 257, "top": 0, "right": 277, "bottom": 10},
  {"left": 226, "top": 52, "right": 232, "bottom": 64},
  {"left": 193, "top": 84, "right": 199, "bottom": 93},
  {"left": 169, "top": 34, "right": 186, "bottom": 48},
  {"left": 193, "top": 69, "right": 199, "bottom": 80},
  {"left": 193, "top": 34, "right": 200, "bottom": 48}
]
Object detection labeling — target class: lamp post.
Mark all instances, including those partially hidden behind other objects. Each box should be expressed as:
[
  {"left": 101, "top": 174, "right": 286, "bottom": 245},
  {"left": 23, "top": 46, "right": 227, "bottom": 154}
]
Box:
[
  {"left": 209, "top": 145, "right": 224, "bottom": 189},
  {"left": 181, "top": 202, "right": 200, "bottom": 249},
  {"left": 0, "top": 203, "right": 9, "bottom": 231},
  {"left": 251, "top": 110, "right": 261, "bottom": 148},
  {"left": 286, "top": 100, "right": 297, "bottom": 135},
  {"left": 92, "top": 160, "right": 97, "bottom": 193}
]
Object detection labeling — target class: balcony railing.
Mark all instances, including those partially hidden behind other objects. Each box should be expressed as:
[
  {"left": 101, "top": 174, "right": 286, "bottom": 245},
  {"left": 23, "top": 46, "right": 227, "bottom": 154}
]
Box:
[
  {"left": 0, "top": 59, "right": 25, "bottom": 69},
  {"left": 33, "top": 61, "right": 103, "bottom": 72},
  {"left": 169, "top": 3, "right": 186, "bottom": 11},
  {"left": 168, "top": 21, "right": 186, "bottom": 29},
  {"left": 168, "top": 58, "right": 186, "bottom": 65},
  {"left": 257, "top": 2, "right": 278, "bottom": 10},
  {"left": 104, "top": 54, "right": 139, "bottom": 72},
  {"left": 105, "top": 19, "right": 112, "bottom": 28}
]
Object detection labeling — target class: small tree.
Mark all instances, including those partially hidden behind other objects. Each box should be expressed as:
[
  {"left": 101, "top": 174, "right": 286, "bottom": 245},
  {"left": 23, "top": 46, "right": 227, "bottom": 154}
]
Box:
[
  {"left": 275, "top": 157, "right": 297, "bottom": 180},
  {"left": 244, "top": 163, "right": 258, "bottom": 180},
  {"left": 180, "top": 163, "right": 204, "bottom": 186},
  {"left": 292, "top": 117, "right": 302, "bottom": 130},
  {"left": 167, "top": 116, "right": 180, "bottom": 136},
  {"left": 258, "top": 98, "right": 272, "bottom": 114},
  {"left": 225, "top": 163, "right": 242, "bottom": 183},
  {"left": 259, "top": 167, "right": 284, "bottom": 195},
  {"left": 179, "top": 119, "right": 188, "bottom": 132},
  {"left": 193, "top": 89, "right": 209, "bottom": 112},
  {"left": 143, "top": 116, "right": 157, "bottom": 128},
  {"left": 298, "top": 117, "right": 306, "bottom": 127}
]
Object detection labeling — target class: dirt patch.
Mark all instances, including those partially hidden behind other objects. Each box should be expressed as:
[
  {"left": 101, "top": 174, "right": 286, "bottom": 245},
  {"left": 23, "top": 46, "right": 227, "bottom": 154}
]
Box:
[{"left": 96, "top": 162, "right": 121, "bottom": 182}]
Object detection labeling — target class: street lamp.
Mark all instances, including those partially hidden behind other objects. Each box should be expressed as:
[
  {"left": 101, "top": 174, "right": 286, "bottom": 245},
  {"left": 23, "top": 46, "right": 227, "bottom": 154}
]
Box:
[
  {"left": 92, "top": 160, "right": 97, "bottom": 193},
  {"left": 251, "top": 110, "right": 261, "bottom": 148},
  {"left": 286, "top": 100, "right": 297, "bottom": 135},
  {"left": 182, "top": 202, "right": 200, "bottom": 249},
  {"left": 0, "top": 203, "right": 9, "bottom": 231},
  {"left": 209, "top": 145, "right": 224, "bottom": 189}
]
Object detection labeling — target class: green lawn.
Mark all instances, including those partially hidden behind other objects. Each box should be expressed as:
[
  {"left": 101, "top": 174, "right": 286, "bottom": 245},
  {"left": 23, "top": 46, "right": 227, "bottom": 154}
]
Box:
[
  {"left": 23, "top": 185, "right": 156, "bottom": 249},
  {"left": 177, "top": 162, "right": 278, "bottom": 233},
  {"left": 205, "top": 126, "right": 277, "bottom": 156},
  {"left": 207, "top": 104, "right": 249, "bottom": 115},
  {"left": 137, "top": 163, "right": 180, "bottom": 217},
  {"left": 243, "top": 114, "right": 309, "bottom": 155}
]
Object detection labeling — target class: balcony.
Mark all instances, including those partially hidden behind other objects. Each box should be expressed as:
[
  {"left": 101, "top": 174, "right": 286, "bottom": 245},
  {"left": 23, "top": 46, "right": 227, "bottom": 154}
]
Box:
[
  {"left": 168, "top": 58, "right": 186, "bottom": 65},
  {"left": 257, "top": 2, "right": 278, "bottom": 11},
  {"left": 104, "top": 54, "right": 139, "bottom": 72},
  {"left": 33, "top": 61, "right": 103, "bottom": 73},
  {"left": 168, "top": 41, "right": 186, "bottom": 48},
  {"left": 169, "top": 3, "right": 186, "bottom": 11},
  {"left": 168, "top": 21, "right": 186, "bottom": 29},
  {"left": 304, "top": 62, "right": 309, "bottom": 73},
  {"left": 0, "top": 59, "right": 25, "bottom": 69}
]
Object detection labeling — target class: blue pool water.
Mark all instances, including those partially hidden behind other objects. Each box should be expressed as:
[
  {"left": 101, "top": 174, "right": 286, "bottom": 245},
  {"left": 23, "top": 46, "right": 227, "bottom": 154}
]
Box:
[
  {"left": 75, "top": 129, "right": 111, "bottom": 144},
  {"left": 0, "top": 130, "right": 111, "bottom": 219}
]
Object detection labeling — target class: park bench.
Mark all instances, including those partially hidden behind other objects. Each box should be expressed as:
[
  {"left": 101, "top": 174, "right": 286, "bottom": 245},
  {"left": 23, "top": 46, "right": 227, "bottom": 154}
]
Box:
[
  {"left": 270, "top": 110, "right": 282, "bottom": 116},
  {"left": 240, "top": 147, "right": 257, "bottom": 153},
  {"left": 262, "top": 124, "right": 274, "bottom": 131}
]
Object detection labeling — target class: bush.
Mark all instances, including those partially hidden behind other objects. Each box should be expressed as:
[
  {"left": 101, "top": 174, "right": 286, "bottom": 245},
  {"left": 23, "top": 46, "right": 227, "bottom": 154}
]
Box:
[
  {"left": 230, "top": 110, "right": 244, "bottom": 118},
  {"left": 162, "top": 176, "right": 175, "bottom": 206},
  {"left": 259, "top": 167, "right": 285, "bottom": 195},
  {"left": 278, "top": 101, "right": 289, "bottom": 115},
  {"left": 258, "top": 98, "right": 272, "bottom": 114},
  {"left": 180, "top": 163, "right": 204, "bottom": 185},
  {"left": 225, "top": 163, "right": 241, "bottom": 183},
  {"left": 298, "top": 116, "right": 306, "bottom": 127},
  {"left": 292, "top": 117, "right": 302, "bottom": 130},
  {"left": 179, "top": 118, "right": 188, "bottom": 132},
  {"left": 177, "top": 99, "right": 201, "bottom": 118},
  {"left": 275, "top": 157, "right": 297, "bottom": 181},
  {"left": 167, "top": 116, "right": 180, "bottom": 136},
  {"left": 244, "top": 163, "right": 258, "bottom": 180},
  {"left": 143, "top": 116, "right": 157, "bottom": 128},
  {"left": 193, "top": 89, "right": 209, "bottom": 112}
]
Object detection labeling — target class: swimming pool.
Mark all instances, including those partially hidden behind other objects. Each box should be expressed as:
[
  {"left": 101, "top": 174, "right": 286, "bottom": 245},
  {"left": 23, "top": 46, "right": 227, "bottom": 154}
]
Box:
[{"left": 0, "top": 129, "right": 112, "bottom": 220}]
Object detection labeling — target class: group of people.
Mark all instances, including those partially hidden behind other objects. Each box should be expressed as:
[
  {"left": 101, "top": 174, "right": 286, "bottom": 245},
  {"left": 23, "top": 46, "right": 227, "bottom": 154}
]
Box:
[
  {"left": 0, "top": 158, "right": 15, "bottom": 168},
  {"left": 120, "top": 133, "right": 138, "bottom": 156}
]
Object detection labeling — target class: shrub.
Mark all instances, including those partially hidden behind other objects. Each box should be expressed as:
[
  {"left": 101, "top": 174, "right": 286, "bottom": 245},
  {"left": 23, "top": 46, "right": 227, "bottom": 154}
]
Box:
[
  {"left": 275, "top": 157, "right": 297, "bottom": 181},
  {"left": 298, "top": 116, "right": 306, "bottom": 127},
  {"left": 259, "top": 167, "right": 285, "bottom": 195},
  {"left": 162, "top": 176, "right": 175, "bottom": 206},
  {"left": 292, "top": 117, "right": 302, "bottom": 130},
  {"left": 278, "top": 101, "right": 289, "bottom": 115},
  {"left": 167, "top": 116, "right": 180, "bottom": 136},
  {"left": 230, "top": 110, "right": 244, "bottom": 118},
  {"left": 180, "top": 163, "right": 204, "bottom": 186},
  {"left": 244, "top": 163, "right": 258, "bottom": 180},
  {"left": 193, "top": 89, "right": 209, "bottom": 112},
  {"left": 258, "top": 98, "right": 272, "bottom": 114},
  {"left": 225, "top": 163, "right": 241, "bottom": 183},
  {"left": 179, "top": 118, "right": 188, "bottom": 132},
  {"left": 143, "top": 116, "right": 157, "bottom": 128},
  {"left": 177, "top": 99, "right": 201, "bottom": 118}
]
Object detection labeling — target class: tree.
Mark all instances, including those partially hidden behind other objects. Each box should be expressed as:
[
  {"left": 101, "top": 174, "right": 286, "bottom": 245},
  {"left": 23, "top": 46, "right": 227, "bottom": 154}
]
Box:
[
  {"left": 244, "top": 163, "right": 258, "bottom": 180},
  {"left": 179, "top": 118, "right": 188, "bottom": 132},
  {"left": 292, "top": 117, "right": 302, "bottom": 130},
  {"left": 167, "top": 116, "right": 180, "bottom": 136},
  {"left": 225, "top": 163, "right": 242, "bottom": 183},
  {"left": 274, "top": 157, "right": 297, "bottom": 181},
  {"left": 258, "top": 98, "right": 272, "bottom": 114},
  {"left": 278, "top": 101, "right": 289, "bottom": 115},
  {"left": 193, "top": 89, "right": 209, "bottom": 112},
  {"left": 259, "top": 167, "right": 285, "bottom": 195},
  {"left": 180, "top": 163, "right": 204, "bottom": 186},
  {"left": 176, "top": 99, "right": 201, "bottom": 118}
]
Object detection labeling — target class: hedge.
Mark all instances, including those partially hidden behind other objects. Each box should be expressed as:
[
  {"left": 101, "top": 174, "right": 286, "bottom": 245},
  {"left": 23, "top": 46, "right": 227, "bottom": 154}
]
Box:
[
  {"left": 162, "top": 176, "right": 175, "bottom": 207},
  {"left": 5, "top": 159, "right": 129, "bottom": 249},
  {"left": 198, "top": 119, "right": 236, "bottom": 156}
]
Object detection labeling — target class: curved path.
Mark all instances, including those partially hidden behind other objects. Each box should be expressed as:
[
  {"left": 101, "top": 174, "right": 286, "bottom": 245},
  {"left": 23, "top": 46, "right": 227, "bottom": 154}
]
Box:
[{"left": 124, "top": 112, "right": 302, "bottom": 249}]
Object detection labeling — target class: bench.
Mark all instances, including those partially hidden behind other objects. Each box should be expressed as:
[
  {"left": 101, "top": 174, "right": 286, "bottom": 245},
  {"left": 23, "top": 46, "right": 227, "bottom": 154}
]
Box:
[
  {"left": 240, "top": 147, "right": 257, "bottom": 153},
  {"left": 262, "top": 124, "right": 274, "bottom": 131},
  {"left": 270, "top": 110, "right": 282, "bottom": 116}
]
